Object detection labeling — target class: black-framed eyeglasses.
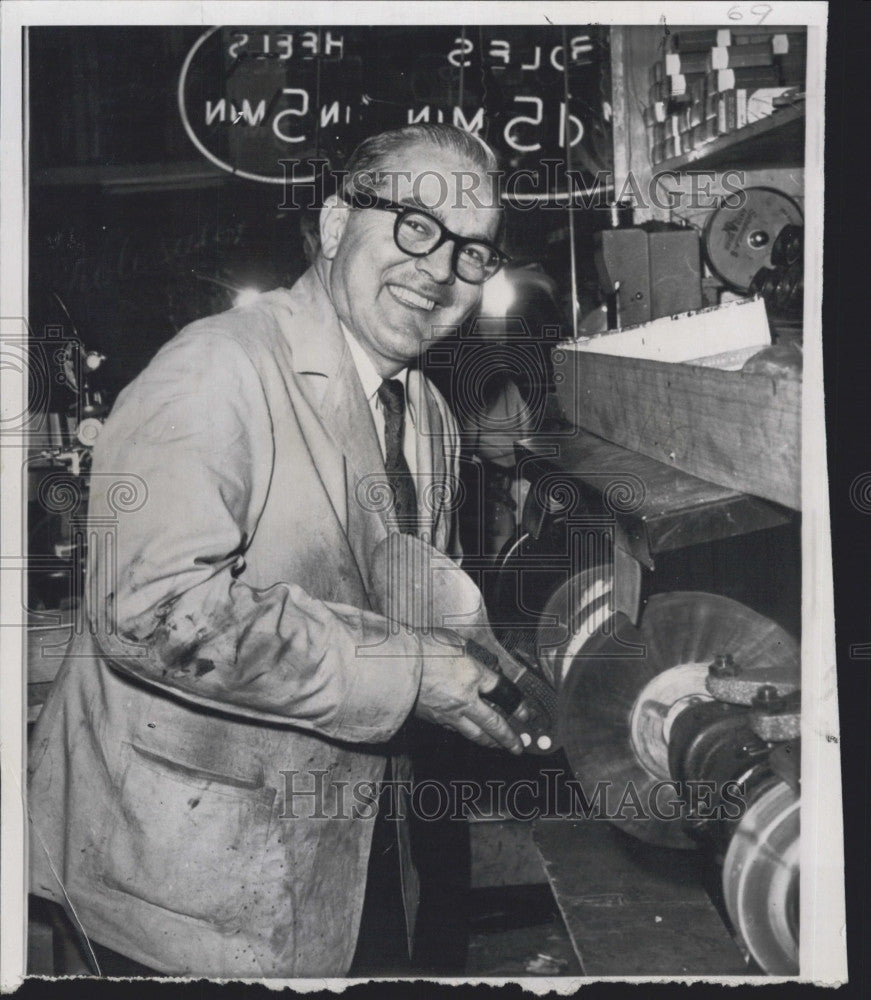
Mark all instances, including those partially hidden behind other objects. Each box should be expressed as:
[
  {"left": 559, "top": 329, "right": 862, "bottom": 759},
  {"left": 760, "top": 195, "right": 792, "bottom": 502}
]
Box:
[{"left": 342, "top": 191, "right": 509, "bottom": 284}]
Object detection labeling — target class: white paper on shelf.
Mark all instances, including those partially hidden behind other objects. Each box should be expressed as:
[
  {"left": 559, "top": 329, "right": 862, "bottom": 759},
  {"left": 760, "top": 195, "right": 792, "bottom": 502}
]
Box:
[
  {"left": 747, "top": 86, "right": 801, "bottom": 123},
  {"left": 565, "top": 296, "right": 771, "bottom": 366}
]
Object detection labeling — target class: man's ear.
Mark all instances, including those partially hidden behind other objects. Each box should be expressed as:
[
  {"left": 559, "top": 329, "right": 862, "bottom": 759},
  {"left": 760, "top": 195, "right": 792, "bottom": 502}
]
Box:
[{"left": 319, "top": 194, "right": 349, "bottom": 260}]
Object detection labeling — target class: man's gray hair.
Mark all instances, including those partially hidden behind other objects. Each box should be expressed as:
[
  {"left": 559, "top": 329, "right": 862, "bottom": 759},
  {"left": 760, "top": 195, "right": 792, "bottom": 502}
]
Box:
[{"left": 342, "top": 123, "right": 500, "bottom": 199}]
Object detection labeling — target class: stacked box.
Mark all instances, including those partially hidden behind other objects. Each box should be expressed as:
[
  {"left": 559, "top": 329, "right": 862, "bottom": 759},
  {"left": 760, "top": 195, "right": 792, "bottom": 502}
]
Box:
[{"left": 644, "top": 26, "right": 807, "bottom": 164}]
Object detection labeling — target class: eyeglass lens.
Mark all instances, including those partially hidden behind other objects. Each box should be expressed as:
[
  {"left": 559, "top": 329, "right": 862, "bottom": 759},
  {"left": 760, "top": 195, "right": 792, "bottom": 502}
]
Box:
[{"left": 395, "top": 211, "right": 499, "bottom": 283}]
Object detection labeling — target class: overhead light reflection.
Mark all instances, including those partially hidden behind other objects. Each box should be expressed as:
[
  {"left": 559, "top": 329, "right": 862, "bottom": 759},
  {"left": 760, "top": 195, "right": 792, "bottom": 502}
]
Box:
[
  {"left": 234, "top": 287, "right": 261, "bottom": 308},
  {"left": 481, "top": 269, "right": 516, "bottom": 318}
]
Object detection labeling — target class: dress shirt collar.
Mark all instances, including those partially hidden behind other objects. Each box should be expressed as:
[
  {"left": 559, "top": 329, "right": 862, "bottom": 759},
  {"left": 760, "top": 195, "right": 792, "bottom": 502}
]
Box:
[{"left": 341, "top": 323, "right": 411, "bottom": 412}]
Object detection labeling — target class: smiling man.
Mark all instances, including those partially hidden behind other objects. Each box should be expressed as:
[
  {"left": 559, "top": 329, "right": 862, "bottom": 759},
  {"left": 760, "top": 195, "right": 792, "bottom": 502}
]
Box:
[
  {"left": 28, "top": 124, "right": 523, "bottom": 979},
  {"left": 324, "top": 134, "right": 505, "bottom": 375}
]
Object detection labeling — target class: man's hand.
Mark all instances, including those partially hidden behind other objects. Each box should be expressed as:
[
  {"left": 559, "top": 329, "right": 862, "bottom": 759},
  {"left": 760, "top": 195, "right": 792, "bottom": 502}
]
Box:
[{"left": 414, "top": 630, "right": 529, "bottom": 754}]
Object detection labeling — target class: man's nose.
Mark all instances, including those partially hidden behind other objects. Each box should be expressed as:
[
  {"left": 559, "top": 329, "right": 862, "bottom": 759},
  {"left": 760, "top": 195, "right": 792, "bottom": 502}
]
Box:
[{"left": 415, "top": 241, "right": 455, "bottom": 284}]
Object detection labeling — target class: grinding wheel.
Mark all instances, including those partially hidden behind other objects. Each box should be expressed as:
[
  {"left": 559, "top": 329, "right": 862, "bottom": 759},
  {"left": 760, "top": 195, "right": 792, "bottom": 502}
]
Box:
[
  {"left": 704, "top": 187, "right": 803, "bottom": 294},
  {"left": 557, "top": 591, "right": 800, "bottom": 849}
]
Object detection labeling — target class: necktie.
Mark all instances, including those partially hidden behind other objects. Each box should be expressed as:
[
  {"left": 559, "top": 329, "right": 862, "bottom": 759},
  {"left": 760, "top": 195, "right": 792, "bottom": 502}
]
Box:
[{"left": 377, "top": 379, "right": 418, "bottom": 535}]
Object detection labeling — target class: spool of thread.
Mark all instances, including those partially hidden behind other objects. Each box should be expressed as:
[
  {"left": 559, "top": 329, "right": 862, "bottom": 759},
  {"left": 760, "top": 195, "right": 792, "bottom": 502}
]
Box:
[{"left": 76, "top": 417, "right": 103, "bottom": 448}]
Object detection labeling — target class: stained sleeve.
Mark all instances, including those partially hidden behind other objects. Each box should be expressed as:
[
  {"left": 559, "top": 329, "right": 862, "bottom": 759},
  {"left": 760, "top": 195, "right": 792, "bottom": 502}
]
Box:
[{"left": 88, "top": 320, "right": 422, "bottom": 743}]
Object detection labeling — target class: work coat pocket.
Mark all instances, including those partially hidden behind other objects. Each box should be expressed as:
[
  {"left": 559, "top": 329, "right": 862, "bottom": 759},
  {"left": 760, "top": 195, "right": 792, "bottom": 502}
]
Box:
[{"left": 98, "top": 742, "right": 276, "bottom": 927}]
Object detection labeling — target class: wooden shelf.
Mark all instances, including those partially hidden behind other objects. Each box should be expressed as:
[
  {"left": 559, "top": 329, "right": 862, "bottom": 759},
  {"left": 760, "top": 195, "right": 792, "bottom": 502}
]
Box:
[
  {"left": 515, "top": 429, "right": 794, "bottom": 570},
  {"left": 654, "top": 103, "right": 805, "bottom": 174}
]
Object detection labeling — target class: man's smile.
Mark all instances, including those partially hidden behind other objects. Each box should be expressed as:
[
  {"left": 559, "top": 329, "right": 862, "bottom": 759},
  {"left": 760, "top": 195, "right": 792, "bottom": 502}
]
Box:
[{"left": 386, "top": 283, "right": 439, "bottom": 312}]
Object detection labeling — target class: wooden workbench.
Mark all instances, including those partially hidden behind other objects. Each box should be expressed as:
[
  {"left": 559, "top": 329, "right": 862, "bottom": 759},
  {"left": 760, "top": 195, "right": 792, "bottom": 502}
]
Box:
[{"left": 533, "top": 818, "right": 749, "bottom": 976}]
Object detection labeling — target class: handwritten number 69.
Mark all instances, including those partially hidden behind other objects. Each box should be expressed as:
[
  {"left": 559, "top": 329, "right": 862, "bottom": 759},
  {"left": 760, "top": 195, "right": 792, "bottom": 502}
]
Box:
[{"left": 727, "top": 4, "right": 772, "bottom": 22}]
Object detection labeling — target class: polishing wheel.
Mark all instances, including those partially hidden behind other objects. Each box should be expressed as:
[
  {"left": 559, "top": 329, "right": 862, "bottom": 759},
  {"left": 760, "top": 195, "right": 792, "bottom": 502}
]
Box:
[
  {"left": 722, "top": 776, "right": 800, "bottom": 974},
  {"left": 553, "top": 590, "right": 800, "bottom": 850}
]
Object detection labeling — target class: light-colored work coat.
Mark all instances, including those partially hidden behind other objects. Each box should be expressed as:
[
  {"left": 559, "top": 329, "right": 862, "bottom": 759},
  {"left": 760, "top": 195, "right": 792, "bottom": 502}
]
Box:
[{"left": 27, "top": 268, "right": 462, "bottom": 977}]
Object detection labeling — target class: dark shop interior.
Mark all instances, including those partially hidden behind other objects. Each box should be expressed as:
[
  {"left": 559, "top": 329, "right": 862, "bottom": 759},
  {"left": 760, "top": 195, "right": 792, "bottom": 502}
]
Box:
[{"left": 22, "top": 20, "right": 822, "bottom": 981}]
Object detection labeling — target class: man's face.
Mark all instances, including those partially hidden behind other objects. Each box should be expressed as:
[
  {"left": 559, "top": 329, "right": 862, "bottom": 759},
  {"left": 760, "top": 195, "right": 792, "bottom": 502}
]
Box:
[{"left": 326, "top": 143, "right": 502, "bottom": 376}]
